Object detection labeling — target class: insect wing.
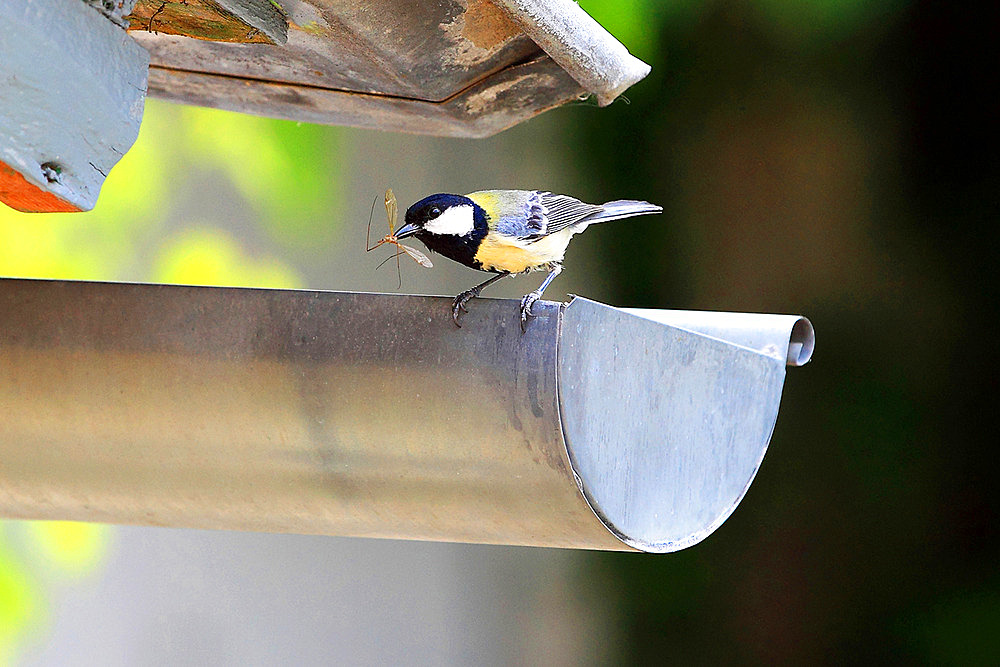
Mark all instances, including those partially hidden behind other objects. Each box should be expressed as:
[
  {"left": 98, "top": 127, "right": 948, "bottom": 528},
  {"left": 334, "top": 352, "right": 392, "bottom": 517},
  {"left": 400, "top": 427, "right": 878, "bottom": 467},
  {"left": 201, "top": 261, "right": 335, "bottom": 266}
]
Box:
[
  {"left": 384, "top": 189, "right": 398, "bottom": 234},
  {"left": 400, "top": 243, "right": 433, "bottom": 268}
]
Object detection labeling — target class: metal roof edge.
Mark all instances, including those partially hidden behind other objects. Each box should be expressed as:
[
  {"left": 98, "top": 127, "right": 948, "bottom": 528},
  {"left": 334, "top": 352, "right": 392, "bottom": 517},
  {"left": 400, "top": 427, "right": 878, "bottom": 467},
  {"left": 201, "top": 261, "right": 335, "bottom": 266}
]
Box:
[{"left": 493, "top": 0, "right": 652, "bottom": 106}]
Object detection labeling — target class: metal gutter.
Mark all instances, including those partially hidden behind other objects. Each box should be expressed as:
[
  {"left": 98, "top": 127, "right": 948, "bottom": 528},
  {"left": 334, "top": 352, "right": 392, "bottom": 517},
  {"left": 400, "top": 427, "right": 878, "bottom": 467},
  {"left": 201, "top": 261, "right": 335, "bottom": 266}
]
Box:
[{"left": 0, "top": 279, "right": 812, "bottom": 552}]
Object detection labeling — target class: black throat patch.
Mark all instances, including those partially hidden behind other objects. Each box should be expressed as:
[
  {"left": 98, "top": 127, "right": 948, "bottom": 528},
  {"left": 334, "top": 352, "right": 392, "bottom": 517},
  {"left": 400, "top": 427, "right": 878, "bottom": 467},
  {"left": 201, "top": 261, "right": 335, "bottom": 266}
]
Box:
[{"left": 415, "top": 203, "right": 491, "bottom": 271}]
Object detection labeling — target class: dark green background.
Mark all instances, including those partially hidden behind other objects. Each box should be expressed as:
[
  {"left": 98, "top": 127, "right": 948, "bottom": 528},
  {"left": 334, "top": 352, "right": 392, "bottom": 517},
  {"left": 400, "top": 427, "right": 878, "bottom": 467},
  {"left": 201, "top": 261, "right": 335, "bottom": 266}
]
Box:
[{"left": 575, "top": 0, "right": 998, "bottom": 662}]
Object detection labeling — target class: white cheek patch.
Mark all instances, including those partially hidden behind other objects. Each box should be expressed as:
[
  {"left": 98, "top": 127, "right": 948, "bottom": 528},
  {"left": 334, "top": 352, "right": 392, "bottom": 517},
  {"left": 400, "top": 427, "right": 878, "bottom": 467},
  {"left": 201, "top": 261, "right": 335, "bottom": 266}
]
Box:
[{"left": 424, "top": 204, "right": 475, "bottom": 236}]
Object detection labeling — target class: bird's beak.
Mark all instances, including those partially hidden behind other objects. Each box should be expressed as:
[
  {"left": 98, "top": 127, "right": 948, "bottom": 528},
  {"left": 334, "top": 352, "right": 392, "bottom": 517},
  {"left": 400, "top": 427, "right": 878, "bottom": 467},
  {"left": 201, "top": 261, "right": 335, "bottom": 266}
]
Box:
[{"left": 393, "top": 222, "right": 419, "bottom": 239}]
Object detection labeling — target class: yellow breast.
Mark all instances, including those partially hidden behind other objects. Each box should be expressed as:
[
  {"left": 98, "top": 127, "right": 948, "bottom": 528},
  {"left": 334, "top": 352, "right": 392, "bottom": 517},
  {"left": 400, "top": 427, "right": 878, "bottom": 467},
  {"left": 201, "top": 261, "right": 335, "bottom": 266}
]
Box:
[{"left": 473, "top": 229, "right": 574, "bottom": 273}]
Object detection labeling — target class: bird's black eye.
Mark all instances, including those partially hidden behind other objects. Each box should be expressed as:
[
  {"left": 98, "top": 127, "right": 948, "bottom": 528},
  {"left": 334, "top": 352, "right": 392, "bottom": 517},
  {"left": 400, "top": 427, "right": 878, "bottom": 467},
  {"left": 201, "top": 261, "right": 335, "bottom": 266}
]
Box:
[{"left": 429, "top": 206, "right": 441, "bottom": 217}]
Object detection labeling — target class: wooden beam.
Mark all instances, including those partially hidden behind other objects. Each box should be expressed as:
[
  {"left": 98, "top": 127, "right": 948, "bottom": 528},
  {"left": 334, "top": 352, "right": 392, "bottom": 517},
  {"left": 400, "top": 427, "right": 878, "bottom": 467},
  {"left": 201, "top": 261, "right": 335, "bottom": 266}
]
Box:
[{"left": 127, "top": 0, "right": 287, "bottom": 45}]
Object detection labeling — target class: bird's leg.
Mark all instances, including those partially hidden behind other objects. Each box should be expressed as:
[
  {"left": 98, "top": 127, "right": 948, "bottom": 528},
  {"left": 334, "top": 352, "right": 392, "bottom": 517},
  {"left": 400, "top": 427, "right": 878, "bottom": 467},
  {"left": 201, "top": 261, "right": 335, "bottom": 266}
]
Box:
[
  {"left": 520, "top": 264, "right": 562, "bottom": 332},
  {"left": 452, "top": 272, "right": 509, "bottom": 327}
]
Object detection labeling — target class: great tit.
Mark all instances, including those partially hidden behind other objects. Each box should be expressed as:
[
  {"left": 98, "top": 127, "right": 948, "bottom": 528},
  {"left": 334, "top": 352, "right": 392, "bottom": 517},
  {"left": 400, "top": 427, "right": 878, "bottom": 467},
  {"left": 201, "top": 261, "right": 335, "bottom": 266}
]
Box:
[{"left": 392, "top": 190, "right": 662, "bottom": 330}]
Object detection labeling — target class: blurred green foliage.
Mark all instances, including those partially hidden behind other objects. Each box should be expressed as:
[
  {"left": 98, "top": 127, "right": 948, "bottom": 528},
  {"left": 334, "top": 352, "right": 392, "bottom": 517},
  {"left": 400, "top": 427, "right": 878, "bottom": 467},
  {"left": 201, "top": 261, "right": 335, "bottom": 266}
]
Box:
[
  {"left": 177, "top": 106, "right": 340, "bottom": 251},
  {"left": 0, "top": 545, "right": 35, "bottom": 662},
  {"left": 577, "top": 0, "right": 671, "bottom": 60},
  {"left": 24, "top": 523, "right": 113, "bottom": 576},
  {"left": 1, "top": 522, "right": 113, "bottom": 660},
  {"left": 154, "top": 228, "right": 302, "bottom": 288}
]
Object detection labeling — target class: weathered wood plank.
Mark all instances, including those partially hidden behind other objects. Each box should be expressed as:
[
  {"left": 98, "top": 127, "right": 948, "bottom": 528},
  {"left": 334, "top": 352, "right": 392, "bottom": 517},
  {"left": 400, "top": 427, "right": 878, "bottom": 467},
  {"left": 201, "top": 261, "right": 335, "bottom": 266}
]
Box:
[
  {"left": 127, "top": 0, "right": 287, "bottom": 45},
  {"left": 130, "top": 0, "right": 649, "bottom": 136},
  {"left": 145, "top": 54, "right": 586, "bottom": 138}
]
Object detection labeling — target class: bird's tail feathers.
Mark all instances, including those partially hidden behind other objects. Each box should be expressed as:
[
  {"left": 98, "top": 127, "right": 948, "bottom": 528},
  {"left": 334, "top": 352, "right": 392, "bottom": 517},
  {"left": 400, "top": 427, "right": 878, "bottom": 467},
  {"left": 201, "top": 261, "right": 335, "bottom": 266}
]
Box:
[{"left": 585, "top": 200, "right": 663, "bottom": 225}]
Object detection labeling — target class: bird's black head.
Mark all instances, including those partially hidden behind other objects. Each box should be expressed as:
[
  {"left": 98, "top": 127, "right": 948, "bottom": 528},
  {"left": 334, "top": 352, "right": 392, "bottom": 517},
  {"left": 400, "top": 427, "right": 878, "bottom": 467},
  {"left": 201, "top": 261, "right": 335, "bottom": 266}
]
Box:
[
  {"left": 400, "top": 194, "right": 485, "bottom": 237},
  {"left": 395, "top": 194, "right": 489, "bottom": 269}
]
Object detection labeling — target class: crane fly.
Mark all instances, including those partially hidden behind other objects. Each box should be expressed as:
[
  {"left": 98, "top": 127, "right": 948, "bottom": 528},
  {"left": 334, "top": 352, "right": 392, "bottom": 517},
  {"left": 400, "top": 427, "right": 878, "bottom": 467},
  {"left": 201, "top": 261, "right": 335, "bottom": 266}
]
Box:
[{"left": 367, "top": 189, "right": 433, "bottom": 286}]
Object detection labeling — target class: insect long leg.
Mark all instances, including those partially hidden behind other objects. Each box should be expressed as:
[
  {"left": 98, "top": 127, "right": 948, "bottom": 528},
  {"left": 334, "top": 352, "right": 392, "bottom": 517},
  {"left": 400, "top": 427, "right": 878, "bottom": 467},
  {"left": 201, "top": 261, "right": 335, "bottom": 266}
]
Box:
[
  {"left": 395, "top": 244, "right": 402, "bottom": 289},
  {"left": 374, "top": 247, "right": 406, "bottom": 271},
  {"left": 366, "top": 194, "right": 382, "bottom": 252}
]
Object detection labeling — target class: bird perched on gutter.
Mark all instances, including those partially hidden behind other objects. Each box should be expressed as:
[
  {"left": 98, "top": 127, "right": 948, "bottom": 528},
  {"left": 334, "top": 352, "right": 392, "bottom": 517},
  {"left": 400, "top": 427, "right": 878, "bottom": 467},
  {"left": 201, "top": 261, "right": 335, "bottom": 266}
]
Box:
[{"left": 390, "top": 189, "right": 662, "bottom": 330}]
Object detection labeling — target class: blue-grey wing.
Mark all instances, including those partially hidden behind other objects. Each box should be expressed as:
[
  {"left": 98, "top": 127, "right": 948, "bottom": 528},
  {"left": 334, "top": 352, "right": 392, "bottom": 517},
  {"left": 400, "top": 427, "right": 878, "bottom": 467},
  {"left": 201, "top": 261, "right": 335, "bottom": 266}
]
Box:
[
  {"left": 476, "top": 190, "right": 605, "bottom": 240},
  {"left": 500, "top": 191, "right": 604, "bottom": 241},
  {"left": 493, "top": 191, "right": 548, "bottom": 238}
]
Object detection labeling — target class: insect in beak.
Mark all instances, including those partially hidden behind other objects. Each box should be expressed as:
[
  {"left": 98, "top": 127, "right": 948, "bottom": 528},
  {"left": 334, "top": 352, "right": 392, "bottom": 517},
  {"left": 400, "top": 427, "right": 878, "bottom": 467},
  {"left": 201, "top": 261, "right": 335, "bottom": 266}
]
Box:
[{"left": 367, "top": 189, "right": 433, "bottom": 288}]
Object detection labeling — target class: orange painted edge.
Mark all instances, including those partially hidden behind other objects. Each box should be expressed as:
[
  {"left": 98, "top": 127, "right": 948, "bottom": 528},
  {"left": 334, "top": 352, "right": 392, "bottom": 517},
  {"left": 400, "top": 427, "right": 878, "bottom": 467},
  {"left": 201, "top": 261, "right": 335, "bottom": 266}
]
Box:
[{"left": 0, "top": 160, "right": 82, "bottom": 213}]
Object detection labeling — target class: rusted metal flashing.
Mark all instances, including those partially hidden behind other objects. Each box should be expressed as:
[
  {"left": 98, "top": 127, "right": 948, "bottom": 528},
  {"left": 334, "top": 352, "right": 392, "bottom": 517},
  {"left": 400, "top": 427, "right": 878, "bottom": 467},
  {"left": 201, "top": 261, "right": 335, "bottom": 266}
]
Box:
[{"left": 492, "top": 0, "right": 651, "bottom": 107}]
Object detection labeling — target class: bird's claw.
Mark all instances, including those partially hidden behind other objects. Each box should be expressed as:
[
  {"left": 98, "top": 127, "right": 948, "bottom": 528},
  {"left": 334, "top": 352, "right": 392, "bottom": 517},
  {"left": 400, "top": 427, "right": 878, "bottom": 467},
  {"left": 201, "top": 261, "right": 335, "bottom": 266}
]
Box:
[
  {"left": 452, "top": 289, "right": 478, "bottom": 327},
  {"left": 520, "top": 292, "right": 541, "bottom": 333}
]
